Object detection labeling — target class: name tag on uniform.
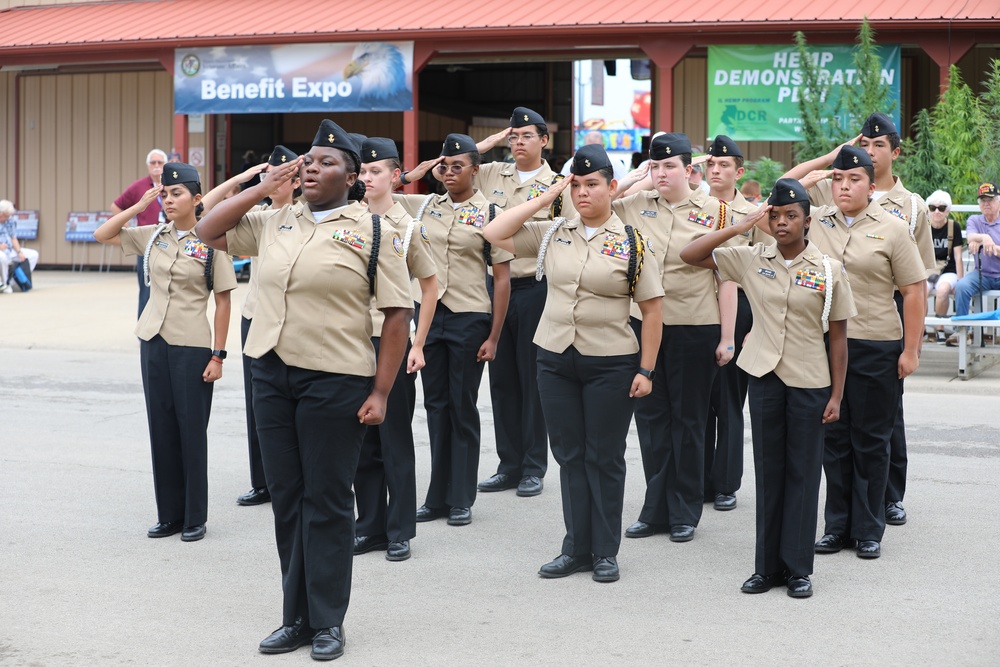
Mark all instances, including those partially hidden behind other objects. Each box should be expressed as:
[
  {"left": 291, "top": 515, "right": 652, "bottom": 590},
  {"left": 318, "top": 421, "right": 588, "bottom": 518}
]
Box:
[
  {"left": 429, "top": 210, "right": 442, "bottom": 218},
  {"left": 757, "top": 267, "right": 776, "bottom": 279},
  {"left": 183, "top": 239, "right": 210, "bottom": 261},
  {"left": 332, "top": 229, "right": 367, "bottom": 249},
  {"left": 865, "top": 233, "right": 886, "bottom": 240},
  {"left": 492, "top": 189, "right": 505, "bottom": 197},
  {"left": 640, "top": 209, "right": 657, "bottom": 218},
  {"left": 155, "top": 240, "right": 169, "bottom": 249},
  {"left": 527, "top": 183, "right": 549, "bottom": 199},
  {"left": 555, "top": 237, "right": 571, "bottom": 245},
  {"left": 601, "top": 233, "right": 630, "bottom": 260},
  {"left": 457, "top": 207, "right": 486, "bottom": 228},
  {"left": 688, "top": 211, "right": 715, "bottom": 227},
  {"left": 820, "top": 217, "right": 835, "bottom": 228},
  {"left": 794, "top": 269, "right": 827, "bottom": 291},
  {"left": 278, "top": 224, "right": 293, "bottom": 231},
  {"left": 887, "top": 207, "right": 907, "bottom": 221}
]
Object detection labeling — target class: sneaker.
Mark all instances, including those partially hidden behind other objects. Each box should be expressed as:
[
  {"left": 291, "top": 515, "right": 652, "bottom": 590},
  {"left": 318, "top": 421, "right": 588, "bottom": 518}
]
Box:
[
  {"left": 946, "top": 332, "right": 971, "bottom": 347},
  {"left": 1, "top": 283, "right": 12, "bottom": 294},
  {"left": 936, "top": 331, "right": 947, "bottom": 344}
]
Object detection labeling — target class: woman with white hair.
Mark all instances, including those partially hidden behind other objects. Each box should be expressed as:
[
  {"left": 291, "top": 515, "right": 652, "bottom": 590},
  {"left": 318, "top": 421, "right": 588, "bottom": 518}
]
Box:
[
  {"left": 0, "top": 200, "right": 39, "bottom": 293},
  {"left": 924, "top": 190, "right": 965, "bottom": 343}
]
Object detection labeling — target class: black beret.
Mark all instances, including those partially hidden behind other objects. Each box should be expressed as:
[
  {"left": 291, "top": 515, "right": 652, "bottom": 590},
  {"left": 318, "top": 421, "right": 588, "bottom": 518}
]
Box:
[
  {"left": 650, "top": 132, "right": 691, "bottom": 160},
  {"left": 268, "top": 145, "right": 297, "bottom": 167},
  {"left": 312, "top": 119, "right": 359, "bottom": 158},
  {"left": 571, "top": 144, "right": 612, "bottom": 176},
  {"left": 832, "top": 145, "right": 873, "bottom": 170},
  {"left": 768, "top": 178, "right": 809, "bottom": 208},
  {"left": 706, "top": 135, "right": 743, "bottom": 159},
  {"left": 440, "top": 133, "right": 478, "bottom": 157},
  {"left": 361, "top": 137, "right": 399, "bottom": 164},
  {"left": 860, "top": 112, "right": 897, "bottom": 138},
  {"left": 510, "top": 106, "right": 547, "bottom": 132},
  {"left": 978, "top": 182, "right": 999, "bottom": 198},
  {"left": 161, "top": 162, "right": 200, "bottom": 185}
]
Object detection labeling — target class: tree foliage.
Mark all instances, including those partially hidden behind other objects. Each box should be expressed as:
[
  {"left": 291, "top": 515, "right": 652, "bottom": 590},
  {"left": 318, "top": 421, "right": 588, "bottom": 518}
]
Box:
[
  {"left": 792, "top": 31, "right": 841, "bottom": 162},
  {"left": 841, "top": 19, "right": 897, "bottom": 125},
  {"left": 738, "top": 156, "right": 786, "bottom": 197},
  {"left": 896, "top": 108, "right": 947, "bottom": 199},
  {"left": 930, "top": 65, "right": 987, "bottom": 205},
  {"left": 979, "top": 58, "right": 1000, "bottom": 186}
]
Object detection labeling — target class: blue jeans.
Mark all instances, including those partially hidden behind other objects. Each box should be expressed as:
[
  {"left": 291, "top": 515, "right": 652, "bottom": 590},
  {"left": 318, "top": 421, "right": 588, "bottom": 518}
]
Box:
[{"left": 954, "top": 271, "right": 1000, "bottom": 316}]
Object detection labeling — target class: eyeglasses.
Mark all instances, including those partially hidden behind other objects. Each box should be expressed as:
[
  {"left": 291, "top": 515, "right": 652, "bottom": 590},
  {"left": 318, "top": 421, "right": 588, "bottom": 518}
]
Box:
[
  {"left": 928, "top": 205, "right": 948, "bottom": 212},
  {"left": 980, "top": 196, "right": 998, "bottom": 204},
  {"left": 435, "top": 164, "right": 472, "bottom": 175},
  {"left": 507, "top": 133, "right": 538, "bottom": 144}
]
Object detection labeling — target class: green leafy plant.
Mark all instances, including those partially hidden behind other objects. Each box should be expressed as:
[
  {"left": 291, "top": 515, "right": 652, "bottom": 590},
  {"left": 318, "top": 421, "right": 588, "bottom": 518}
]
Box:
[
  {"left": 792, "top": 31, "right": 842, "bottom": 161},
  {"left": 979, "top": 58, "right": 1000, "bottom": 186},
  {"left": 739, "top": 156, "right": 786, "bottom": 197},
  {"left": 896, "top": 108, "right": 947, "bottom": 200},
  {"left": 931, "top": 65, "right": 987, "bottom": 205},
  {"left": 841, "top": 19, "right": 897, "bottom": 127}
]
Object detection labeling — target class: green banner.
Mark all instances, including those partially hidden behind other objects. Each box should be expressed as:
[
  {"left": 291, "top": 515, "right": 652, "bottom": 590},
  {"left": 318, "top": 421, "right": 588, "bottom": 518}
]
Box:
[{"left": 707, "top": 44, "right": 901, "bottom": 142}]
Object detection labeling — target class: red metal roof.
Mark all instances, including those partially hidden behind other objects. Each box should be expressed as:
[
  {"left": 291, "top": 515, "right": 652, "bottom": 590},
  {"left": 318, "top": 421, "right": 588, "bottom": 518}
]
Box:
[{"left": 0, "top": 0, "right": 997, "bottom": 56}]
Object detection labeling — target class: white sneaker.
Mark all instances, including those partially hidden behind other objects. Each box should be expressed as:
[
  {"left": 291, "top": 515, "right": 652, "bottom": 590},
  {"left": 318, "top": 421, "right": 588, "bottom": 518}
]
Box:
[{"left": 1, "top": 283, "right": 13, "bottom": 294}]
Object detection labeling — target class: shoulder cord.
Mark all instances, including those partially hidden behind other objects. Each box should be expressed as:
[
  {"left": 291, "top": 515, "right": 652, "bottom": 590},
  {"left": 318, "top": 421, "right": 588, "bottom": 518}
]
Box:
[
  {"left": 142, "top": 222, "right": 168, "bottom": 287},
  {"left": 414, "top": 193, "right": 435, "bottom": 224},
  {"left": 483, "top": 203, "right": 496, "bottom": 267},
  {"left": 367, "top": 214, "right": 381, "bottom": 296},
  {"left": 821, "top": 255, "right": 834, "bottom": 333},
  {"left": 624, "top": 225, "right": 646, "bottom": 298},
  {"left": 550, "top": 174, "right": 565, "bottom": 218},
  {"left": 204, "top": 246, "right": 215, "bottom": 291},
  {"left": 717, "top": 200, "right": 730, "bottom": 230},
  {"left": 909, "top": 192, "right": 920, "bottom": 236},
  {"left": 402, "top": 216, "right": 416, "bottom": 259},
  {"left": 534, "top": 217, "right": 568, "bottom": 281}
]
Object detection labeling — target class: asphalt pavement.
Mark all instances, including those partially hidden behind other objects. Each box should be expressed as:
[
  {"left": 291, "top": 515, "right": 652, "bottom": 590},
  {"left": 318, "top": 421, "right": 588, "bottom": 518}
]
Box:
[{"left": 1, "top": 270, "right": 998, "bottom": 665}]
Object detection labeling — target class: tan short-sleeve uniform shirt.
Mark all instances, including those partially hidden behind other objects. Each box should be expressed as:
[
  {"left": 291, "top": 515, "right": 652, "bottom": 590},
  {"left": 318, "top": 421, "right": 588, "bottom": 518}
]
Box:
[
  {"left": 476, "top": 160, "right": 577, "bottom": 279},
  {"left": 807, "top": 201, "right": 927, "bottom": 340},
  {"left": 512, "top": 213, "right": 663, "bottom": 355},
  {"left": 120, "top": 223, "right": 237, "bottom": 347},
  {"left": 395, "top": 190, "right": 513, "bottom": 314},
  {"left": 368, "top": 201, "right": 437, "bottom": 337},
  {"left": 225, "top": 201, "right": 413, "bottom": 375},
  {"left": 714, "top": 240, "right": 856, "bottom": 388},
  {"left": 811, "top": 177, "right": 935, "bottom": 274},
  {"left": 613, "top": 188, "right": 734, "bottom": 325}
]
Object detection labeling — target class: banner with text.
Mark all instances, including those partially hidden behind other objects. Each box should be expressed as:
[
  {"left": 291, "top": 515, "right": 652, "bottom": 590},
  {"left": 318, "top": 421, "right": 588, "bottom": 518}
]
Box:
[
  {"left": 174, "top": 42, "right": 414, "bottom": 114},
  {"left": 707, "top": 44, "right": 900, "bottom": 142}
]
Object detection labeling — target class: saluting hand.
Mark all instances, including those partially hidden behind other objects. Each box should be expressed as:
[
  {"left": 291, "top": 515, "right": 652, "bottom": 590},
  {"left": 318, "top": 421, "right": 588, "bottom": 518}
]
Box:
[
  {"left": 539, "top": 174, "right": 573, "bottom": 207},
  {"left": 358, "top": 393, "right": 388, "bottom": 425},
  {"left": 735, "top": 203, "right": 771, "bottom": 235},
  {"left": 259, "top": 157, "right": 303, "bottom": 196},
  {"left": 800, "top": 169, "right": 832, "bottom": 190},
  {"left": 629, "top": 374, "right": 652, "bottom": 398},
  {"left": 136, "top": 185, "right": 163, "bottom": 212},
  {"left": 237, "top": 162, "right": 269, "bottom": 183}
]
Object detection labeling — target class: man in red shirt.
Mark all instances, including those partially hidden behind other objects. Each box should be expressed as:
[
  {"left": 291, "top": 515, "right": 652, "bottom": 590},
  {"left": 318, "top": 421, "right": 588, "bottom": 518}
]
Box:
[{"left": 111, "top": 149, "right": 166, "bottom": 317}]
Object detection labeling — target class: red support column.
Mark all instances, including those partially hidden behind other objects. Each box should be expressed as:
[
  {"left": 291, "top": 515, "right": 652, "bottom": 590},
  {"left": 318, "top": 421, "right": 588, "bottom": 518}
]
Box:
[
  {"left": 915, "top": 34, "right": 975, "bottom": 96},
  {"left": 403, "top": 43, "right": 437, "bottom": 194},
  {"left": 174, "top": 114, "right": 188, "bottom": 163},
  {"left": 641, "top": 39, "right": 694, "bottom": 132}
]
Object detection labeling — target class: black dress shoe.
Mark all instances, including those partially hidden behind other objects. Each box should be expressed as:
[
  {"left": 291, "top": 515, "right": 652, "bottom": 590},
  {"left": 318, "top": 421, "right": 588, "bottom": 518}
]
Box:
[
  {"left": 814, "top": 533, "right": 852, "bottom": 554},
  {"left": 713, "top": 493, "right": 737, "bottom": 511},
  {"left": 386, "top": 541, "right": 411, "bottom": 562},
  {"left": 669, "top": 524, "right": 695, "bottom": 542},
  {"left": 624, "top": 520, "right": 666, "bottom": 538},
  {"left": 147, "top": 521, "right": 182, "bottom": 538},
  {"left": 181, "top": 524, "right": 206, "bottom": 542},
  {"left": 477, "top": 473, "right": 518, "bottom": 492},
  {"left": 885, "top": 501, "right": 907, "bottom": 525},
  {"left": 516, "top": 475, "right": 543, "bottom": 497},
  {"left": 740, "top": 572, "right": 787, "bottom": 594},
  {"left": 592, "top": 556, "right": 620, "bottom": 583},
  {"left": 353, "top": 535, "right": 389, "bottom": 555},
  {"left": 856, "top": 540, "right": 881, "bottom": 559},
  {"left": 447, "top": 507, "right": 472, "bottom": 526},
  {"left": 237, "top": 487, "right": 271, "bottom": 506},
  {"left": 259, "top": 617, "right": 315, "bottom": 654},
  {"left": 538, "top": 554, "right": 592, "bottom": 578},
  {"left": 415, "top": 505, "right": 448, "bottom": 522},
  {"left": 311, "top": 626, "right": 345, "bottom": 661},
  {"left": 787, "top": 575, "right": 813, "bottom": 598}
]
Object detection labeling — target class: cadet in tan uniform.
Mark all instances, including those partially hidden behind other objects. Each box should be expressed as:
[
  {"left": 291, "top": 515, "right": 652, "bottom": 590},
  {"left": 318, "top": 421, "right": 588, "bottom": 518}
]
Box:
[
  {"left": 354, "top": 137, "right": 438, "bottom": 562},
  {"left": 94, "top": 162, "right": 237, "bottom": 542},
  {"left": 787, "top": 114, "right": 936, "bottom": 527},
  {"left": 702, "top": 135, "right": 771, "bottom": 512},
  {"left": 484, "top": 144, "right": 664, "bottom": 582},
  {"left": 782, "top": 146, "right": 925, "bottom": 560},
  {"left": 196, "top": 120, "right": 413, "bottom": 661},
  {"left": 612, "top": 132, "right": 734, "bottom": 543},
  {"left": 471, "top": 106, "right": 573, "bottom": 498},
  {"left": 202, "top": 146, "right": 300, "bottom": 508},
  {"left": 682, "top": 178, "right": 856, "bottom": 598},
  {"left": 395, "top": 133, "right": 512, "bottom": 527}
]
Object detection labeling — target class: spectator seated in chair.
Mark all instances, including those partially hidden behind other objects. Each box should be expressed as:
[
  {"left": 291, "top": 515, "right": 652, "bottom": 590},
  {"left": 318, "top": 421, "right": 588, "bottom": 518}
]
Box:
[{"left": 0, "top": 200, "right": 40, "bottom": 293}]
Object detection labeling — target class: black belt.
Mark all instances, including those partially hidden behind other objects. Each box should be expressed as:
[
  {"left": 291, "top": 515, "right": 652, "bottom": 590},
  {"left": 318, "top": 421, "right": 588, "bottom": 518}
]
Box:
[{"left": 510, "top": 276, "right": 545, "bottom": 288}]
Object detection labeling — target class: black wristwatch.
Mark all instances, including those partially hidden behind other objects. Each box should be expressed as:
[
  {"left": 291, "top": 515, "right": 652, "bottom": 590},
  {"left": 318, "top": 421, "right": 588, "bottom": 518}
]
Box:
[
  {"left": 212, "top": 349, "right": 228, "bottom": 360},
  {"left": 637, "top": 367, "right": 655, "bottom": 380},
  {"left": 400, "top": 170, "right": 410, "bottom": 185}
]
